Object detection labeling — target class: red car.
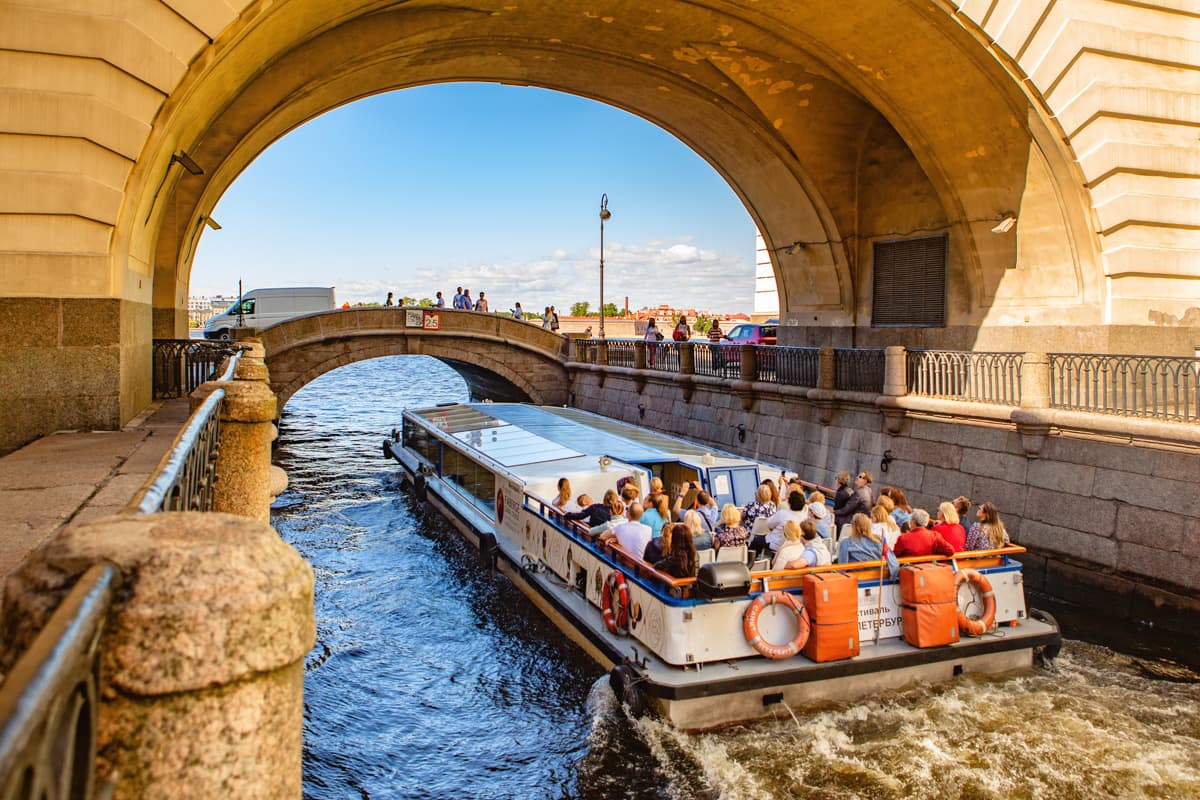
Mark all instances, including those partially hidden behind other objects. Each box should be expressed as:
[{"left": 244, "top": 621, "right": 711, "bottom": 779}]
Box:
[{"left": 723, "top": 323, "right": 777, "bottom": 345}]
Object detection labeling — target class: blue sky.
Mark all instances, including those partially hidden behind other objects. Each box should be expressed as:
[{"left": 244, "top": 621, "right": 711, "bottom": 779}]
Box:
[{"left": 191, "top": 84, "right": 757, "bottom": 312}]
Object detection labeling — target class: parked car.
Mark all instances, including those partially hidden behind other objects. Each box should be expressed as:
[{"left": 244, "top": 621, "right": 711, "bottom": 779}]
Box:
[{"left": 724, "top": 323, "right": 777, "bottom": 345}]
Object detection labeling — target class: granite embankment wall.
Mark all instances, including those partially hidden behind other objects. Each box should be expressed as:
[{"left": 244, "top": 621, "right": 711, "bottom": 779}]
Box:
[{"left": 570, "top": 369, "right": 1200, "bottom": 634}]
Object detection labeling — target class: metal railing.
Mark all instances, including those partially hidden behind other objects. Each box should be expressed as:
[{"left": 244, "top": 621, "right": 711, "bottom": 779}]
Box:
[
  {"left": 760, "top": 345, "right": 820, "bottom": 386},
  {"left": 152, "top": 339, "right": 241, "bottom": 399},
  {"left": 645, "top": 341, "right": 677, "bottom": 372},
  {"left": 130, "top": 350, "right": 242, "bottom": 515},
  {"left": 574, "top": 338, "right": 601, "bottom": 365},
  {"left": 908, "top": 350, "right": 1022, "bottom": 406},
  {"left": 693, "top": 342, "right": 738, "bottom": 377},
  {"left": 834, "top": 348, "right": 885, "bottom": 393},
  {"left": 604, "top": 340, "right": 637, "bottom": 368},
  {"left": 0, "top": 349, "right": 245, "bottom": 799},
  {"left": 1050, "top": 353, "right": 1200, "bottom": 423}
]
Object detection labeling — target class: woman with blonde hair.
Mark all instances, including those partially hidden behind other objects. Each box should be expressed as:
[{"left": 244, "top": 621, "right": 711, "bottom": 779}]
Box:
[
  {"left": 802, "top": 490, "right": 833, "bottom": 539},
  {"left": 713, "top": 504, "right": 749, "bottom": 550},
  {"left": 641, "top": 492, "right": 671, "bottom": 538},
  {"left": 932, "top": 501, "right": 966, "bottom": 552},
  {"left": 684, "top": 509, "right": 713, "bottom": 551},
  {"left": 741, "top": 482, "right": 777, "bottom": 530},
  {"left": 870, "top": 504, "right": 901, "bottom": 550},
  {"left": 839, "top": 513, "right": 883, "bottom": 563},
  {"left": 965, "top": 501, "right": 1010, "bottom": 550}
]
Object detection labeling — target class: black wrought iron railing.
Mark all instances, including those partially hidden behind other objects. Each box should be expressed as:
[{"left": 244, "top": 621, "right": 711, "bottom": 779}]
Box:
[
  {"left": 645, "top": 341, "right": 677, "bottom": 372},
  {"left": 1050, "top": 353, "right": 1200, "bottom": 423},
  {"left": 834, "top": 348, "right": 885, "bottom": 393},
  {"left": 907, "top": 350, "right": 1022, "bottom": 406},
  {"left": 152, "top": 339, "right": 242, "bottom": 399},
  {"left": 0, "top": 564, "right": 117, "bottom": 800},
  {"left": 693, "top": 342, "right": 738, "bottom": 377},
  {"left": 0, "top": 348, "right": 245, "bottom": 798},
  {"left": 604, "top": 340, "right": 637, "bottom": 368},
  {"left": 760, "top": 345, "right": 820, "bottom": 386}
]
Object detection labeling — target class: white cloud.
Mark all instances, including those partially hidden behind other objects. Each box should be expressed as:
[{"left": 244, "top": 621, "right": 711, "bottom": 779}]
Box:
[{"left": 195, "top": 240, "right": 753, "bottom": 313}]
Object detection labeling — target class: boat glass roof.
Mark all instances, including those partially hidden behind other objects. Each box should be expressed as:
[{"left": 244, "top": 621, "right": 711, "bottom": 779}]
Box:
[{"left": 410, "top": 403, "right": 747, "bottom": 466}]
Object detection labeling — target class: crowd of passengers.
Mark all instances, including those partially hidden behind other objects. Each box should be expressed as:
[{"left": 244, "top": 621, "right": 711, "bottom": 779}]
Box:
[{"left": 549, "top": 469, "right": 1012, "bottom": 580}]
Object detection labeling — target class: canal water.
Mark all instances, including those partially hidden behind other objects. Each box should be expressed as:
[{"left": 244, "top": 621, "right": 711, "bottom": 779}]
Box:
[{"left": 272, "top": 357, "right": 1200, "bottom": 800}]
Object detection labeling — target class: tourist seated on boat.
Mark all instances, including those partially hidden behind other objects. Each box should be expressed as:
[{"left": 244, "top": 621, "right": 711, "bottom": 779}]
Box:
[
  {"left": 838, "top": 513, "right": 884, "bottom": 564},
  {"left": 713, "top": 504, "right": 749, "bottom": 550},
  {"left": 552, "top": 477, "right": 581, "bottom": 515},
  {"left": 953, "top": 495, "right": 972, "bottom": 525},
  {"left": 892, "top": 509, "right": 955, "bottom": 558},
  {"left": 800, "top": 490, "right": 833, "bottom": 539},
  {"left": 678, "top": 490, "right": 719, "bottom": 531},
  {"left": 600, "top": 502, "right": 653, "bottom": 558},
  {"left": 617, "top": 476, "right": 641, "bottom": 503},
  {"left": 643, "top": 519, "right": 671, "bottom": 563},
  {"left": 832, "top": 471, "right": 853, "bottom": 524},
  {"left": 763, "top": 477, "right": 781, "bottom": 507},
  {"left": 683, "top": 510, "right": 713, "bottom": 551},
  {"left": 932, "top": 501, "right": 966, "bottom": 552},
  {"left": 640, "top": 493, "right": 671, "bottom": 538},
  {"left": 591, "top": 499, "right": 626, "bottom": 536},
  {"left": 835, "top": 470, "right": 874, "bottom": 532},
  {"left": 654, "top": 523, "right": 699, "bottom": 579},
  {"left": 880, "top": 486, "right": 913, "bottom": 531},
  {"left": 870, "top": 504, "right": 901, "bottom": 550},
  {"left": 762, "top": 490, "right": 808, "bottom": 552},
  {"left": 649, "top": 476, "right": 664, "bottom": 496},
  {"left": 775, "top": 520, "right": 832, "bottom": 570},
  {"left": 740, "top": 483, "right": 777, "bottom": 532},
  {"left": 965, "top": 501, "right": 1011, "bottom": 550},
  {"left": 564, "top": 488, "right": 621, "bottom": 529}
]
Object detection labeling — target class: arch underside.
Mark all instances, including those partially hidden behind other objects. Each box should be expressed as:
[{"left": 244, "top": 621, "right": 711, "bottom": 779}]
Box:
[{"left": 134, "top": 0, "right": 1103, "bottom": 352}]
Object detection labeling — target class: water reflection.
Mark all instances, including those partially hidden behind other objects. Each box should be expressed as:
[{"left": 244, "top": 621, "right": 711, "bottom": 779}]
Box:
[{"left": 274, "top": 357, "right": 1200, "bottom": 799}]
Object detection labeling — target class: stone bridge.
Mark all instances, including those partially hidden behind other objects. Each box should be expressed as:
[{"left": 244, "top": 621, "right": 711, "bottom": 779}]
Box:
[{"left": 259, "top": 308, "right": 570, "bottom": 408}]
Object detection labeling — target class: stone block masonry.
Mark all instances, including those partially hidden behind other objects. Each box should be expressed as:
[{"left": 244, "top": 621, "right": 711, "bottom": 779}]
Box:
[{"left": 571, "top": 370, "right": 1200, "bottom": 635}]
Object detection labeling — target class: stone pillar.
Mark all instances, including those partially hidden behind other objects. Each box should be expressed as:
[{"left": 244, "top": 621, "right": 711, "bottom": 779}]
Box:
[
  {"left": 634, "top": 340, "right": 647, "bottom": 370},
  {"left": 213, "top": 380, "right": 277, "bottom": 522},
  {"left": 597, "top": 340, "right": 608, "bottom": 366},
  {"left": 882, "top": 346, "right": 908, "bottom": 396},
  {"left": 1, "top": 512, "right": 315, "bottom": 800},
  {"left": 818, "top": 346, "right": 836, "bottom": 391},
  {"left": 679, "top": 342, "right": 695, "bottom": 375},
  {"left": 1020, "top": 352, "right": 1051, "bottom": 409},
  {"left": 739, "top": 344, "right": 758, "bottom": 382}
]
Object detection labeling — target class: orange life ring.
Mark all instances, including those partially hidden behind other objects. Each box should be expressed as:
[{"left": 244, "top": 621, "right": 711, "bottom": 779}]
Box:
[
  {"left": 601, "top": 570, "right": 631, "bottom": 635},
  {"left": 742, "top": 591, "right": 811, "bottom": 659},
  {"left": 955, "top": 568, "right": 997, "bottom": 636}
]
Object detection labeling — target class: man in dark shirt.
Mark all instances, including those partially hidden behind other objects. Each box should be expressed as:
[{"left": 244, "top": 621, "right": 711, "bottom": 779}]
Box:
[{"left": 893, "top": 509, "right": 955, "bottom": 558}]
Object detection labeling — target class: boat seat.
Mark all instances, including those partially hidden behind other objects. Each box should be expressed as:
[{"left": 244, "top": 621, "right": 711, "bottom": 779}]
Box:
[
  {"left": 750, "top": 558, "right": 771, "bottom": 572},
  {"left": 697, "top": 548, "right": 716, "bottom": 565},
  {"left": 715, "top": 544, "right": 748, "bottom": 564}
]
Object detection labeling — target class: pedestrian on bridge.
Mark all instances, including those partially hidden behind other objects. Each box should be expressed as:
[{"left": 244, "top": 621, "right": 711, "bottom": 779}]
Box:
[
  {"left": 512, "top": 302, "right": 524, "bottom": 320},
  {"left": 384, "top": 292, "right": 394, "bottom": 307},
  {"left": 452, "top": 287, "right": 463, "bottom": 309},
  {"left": 474, "top": 292, "right": 489, "bottom": 312},
  {"left": 435, "top": 291, "right": 445, "bottom": 308}
]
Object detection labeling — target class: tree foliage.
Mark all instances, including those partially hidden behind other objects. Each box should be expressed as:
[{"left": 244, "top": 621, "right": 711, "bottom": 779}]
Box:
[{"left": 570, "top": 301, "right": 591, "bottom": 317}]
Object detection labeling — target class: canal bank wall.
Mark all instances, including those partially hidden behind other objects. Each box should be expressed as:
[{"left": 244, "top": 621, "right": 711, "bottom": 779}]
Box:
[{"left": 569, "top": 368, "right": 1200, "bottom": 637}]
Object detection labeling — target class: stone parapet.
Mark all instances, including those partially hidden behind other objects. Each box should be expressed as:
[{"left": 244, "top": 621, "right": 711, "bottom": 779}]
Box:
[{"left": 0, "top": 511, "right": 315, "bottom": 799}]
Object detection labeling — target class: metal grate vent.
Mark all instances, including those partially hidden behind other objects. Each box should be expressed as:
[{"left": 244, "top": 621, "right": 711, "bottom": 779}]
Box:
[{"left": 871, "top": 235, "right": 947, "bottom": 327}]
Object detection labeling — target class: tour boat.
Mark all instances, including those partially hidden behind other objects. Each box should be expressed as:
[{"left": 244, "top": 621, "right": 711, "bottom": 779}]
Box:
[{"left": 382, "top": 402, "right": 1060, "bottom": 731}]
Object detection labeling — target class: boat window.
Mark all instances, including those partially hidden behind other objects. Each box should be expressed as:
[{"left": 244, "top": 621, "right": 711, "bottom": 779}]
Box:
[
  {"left": 708, "top": 466, "right": 760, "bottom": 506},
  {"left": 439, "top": 444, "right": 495, "bottom": 511},
  {"left": 403, "top": 422, "right": 440, "bottom": 466}
]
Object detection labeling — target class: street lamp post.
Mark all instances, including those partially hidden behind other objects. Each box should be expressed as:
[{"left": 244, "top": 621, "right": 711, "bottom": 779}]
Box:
[{"left": 599, "top": 194, "right": 611, "bottom": 340}]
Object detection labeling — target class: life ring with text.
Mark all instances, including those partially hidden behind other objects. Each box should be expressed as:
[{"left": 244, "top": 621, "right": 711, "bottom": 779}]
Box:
[
  {"left": 955, "top": 568, "right": 997, "bottom": 636},
  {"left": 601, "top": 570, "right": 631, "bottom": 635},
  {"left": 743, "top": 591, "right": 810, "bottom": 659}
]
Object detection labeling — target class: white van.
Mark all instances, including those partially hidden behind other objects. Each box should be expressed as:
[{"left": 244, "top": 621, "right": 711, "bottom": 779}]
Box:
[{"left": 203, "top": 287, "right": 335, "bottom": 340}]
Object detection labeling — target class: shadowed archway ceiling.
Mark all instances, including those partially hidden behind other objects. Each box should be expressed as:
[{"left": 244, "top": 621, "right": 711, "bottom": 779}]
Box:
[{"left": 136, "top": 0, "right": 1095, "bottom": 335}]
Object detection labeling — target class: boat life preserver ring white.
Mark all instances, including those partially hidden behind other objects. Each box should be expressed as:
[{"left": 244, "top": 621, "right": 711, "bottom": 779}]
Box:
[
  {"left": 743, "top": 591, "right": 810, "bottom": 659},
  {"left": 601, "top": 570, "right": 631, "bottom": 635},
  {"left": 955, "top": 568, "right": 997, "bottom": 636}
]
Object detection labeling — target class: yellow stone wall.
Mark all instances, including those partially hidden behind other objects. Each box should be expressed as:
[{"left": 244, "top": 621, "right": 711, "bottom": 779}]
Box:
[{"left": 0, "top": 0, "right": 1197, "bottom": 452}]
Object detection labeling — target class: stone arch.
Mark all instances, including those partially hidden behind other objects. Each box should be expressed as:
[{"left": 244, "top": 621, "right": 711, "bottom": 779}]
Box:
[
  {"left": 260, "top": 309, "right": 569, "bottom": 409},
  {"left": 123, "top": 0, "right": 1103, "bottom": 351}
]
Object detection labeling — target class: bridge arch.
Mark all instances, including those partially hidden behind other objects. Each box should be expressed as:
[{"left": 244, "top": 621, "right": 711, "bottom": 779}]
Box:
[{"left": 260, "top": 309, "right": 570, "bottom": 410}]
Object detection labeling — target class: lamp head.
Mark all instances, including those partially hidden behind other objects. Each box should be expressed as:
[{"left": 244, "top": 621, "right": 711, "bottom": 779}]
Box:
[
  {"left": 600, "top": 193, "right": 611, "bottom": 221},
  {"left": 990, "top": 213, "right": 1017, "bottom": 234}
]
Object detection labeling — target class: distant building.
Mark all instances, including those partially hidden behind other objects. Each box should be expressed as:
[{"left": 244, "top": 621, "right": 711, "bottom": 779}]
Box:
[
  {"left": 754, "top": 232, "right": 779, "bottom": 321},
  {"left": 188, "top": 295, "right": 236, "bottom": 327}
]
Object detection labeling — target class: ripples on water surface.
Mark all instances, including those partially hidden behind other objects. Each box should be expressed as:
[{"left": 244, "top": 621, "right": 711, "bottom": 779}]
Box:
[{"left": 273, "top": 357, "right": 1200, "bottom": 799}]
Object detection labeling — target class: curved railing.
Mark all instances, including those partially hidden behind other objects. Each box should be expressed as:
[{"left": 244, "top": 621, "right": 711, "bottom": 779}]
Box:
[
  {"left": 152, "top": 339, "right": 242, "bottom": 399},
  {"left": 0, "top": 349, "right": 245, "bottom": 798},
  {"left": 1050, "top": 353, "right": 1200, "bottom": 422},
  {"left": 907, "top": 350, "right": 1022, "bottom": 406}
]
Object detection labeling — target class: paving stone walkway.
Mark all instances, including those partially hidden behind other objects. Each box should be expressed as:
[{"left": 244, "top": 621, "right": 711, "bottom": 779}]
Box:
[{"left": 0, "top": 399, "right": 190, "bottom": 580}]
